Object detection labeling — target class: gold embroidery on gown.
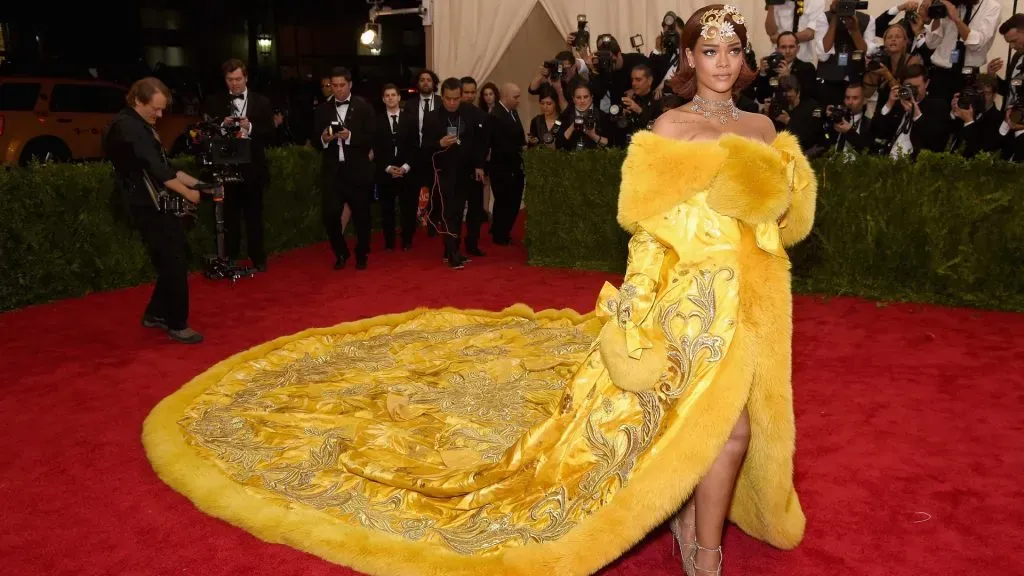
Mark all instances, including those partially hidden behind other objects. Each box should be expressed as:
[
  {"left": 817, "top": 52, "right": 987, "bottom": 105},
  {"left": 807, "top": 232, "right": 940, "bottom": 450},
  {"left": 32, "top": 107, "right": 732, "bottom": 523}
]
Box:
[{"left": 143, "top": 131, "right": 817, "bottom": 576}]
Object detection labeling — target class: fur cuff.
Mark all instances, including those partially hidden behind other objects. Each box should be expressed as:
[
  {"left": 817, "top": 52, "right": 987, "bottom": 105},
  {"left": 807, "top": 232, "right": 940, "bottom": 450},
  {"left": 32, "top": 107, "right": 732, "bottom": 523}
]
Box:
[
  {"left": 773, "top": 133, "right": 818, "bottom": 246},
  {"left": 598, "top": 321, "right": 669, "bottom": 392}
]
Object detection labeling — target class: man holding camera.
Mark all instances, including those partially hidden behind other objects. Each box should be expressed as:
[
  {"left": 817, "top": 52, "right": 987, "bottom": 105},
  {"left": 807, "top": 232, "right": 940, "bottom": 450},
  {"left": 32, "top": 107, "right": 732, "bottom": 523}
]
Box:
[
  {"left": 314, "top": 67, "right": 376, "bottom": 270},
  {"left": 920, "top": 0, "right": 1002, "bottom": 106},
  {"left": 817, "top": 0, "right": 877, "bottom": 106},
  {"left": 991, "top": 14, "right": 1024, "bottom": 161},
  {"left": 201, "top": 59, "right": 274, "bottom": 272},
  {"left": 949, "top": 74, "right": 1005, "bottom": 156},
  {"left": 105, "top": 78, "right": 212, "bottom": 344},
  {"left": 825, "top": 82, "right": 873, "bottom": 153},
  {"left": 529, "top": 51, "right": 587, "bottom": 111},
  {"left": 612, "top": 64, "right": 662, "bottom": 146},
  {"left": 755, "top": 32, "right": 818, "bottom": 106},
  {"left": 769, "top": 75, "right": 828, "bottom": 154},
  {"left": 872, "top": 63, "right": 951, "bottom": 157},
  {"left": 765, "top": 0, "right": 830, "bottom": 63},
  {"left": 421, "top": 78, "right": 486, "bottom": 269},
  {"left": 576, "top": 34, "right": 649, "bottom": 113}
]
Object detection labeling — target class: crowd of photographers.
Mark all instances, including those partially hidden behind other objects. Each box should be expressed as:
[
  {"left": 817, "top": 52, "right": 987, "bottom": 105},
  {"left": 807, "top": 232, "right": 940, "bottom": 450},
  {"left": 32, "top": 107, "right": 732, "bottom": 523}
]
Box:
[{"left": 525, "top": 3, "right": 1024, "bottom": 162}]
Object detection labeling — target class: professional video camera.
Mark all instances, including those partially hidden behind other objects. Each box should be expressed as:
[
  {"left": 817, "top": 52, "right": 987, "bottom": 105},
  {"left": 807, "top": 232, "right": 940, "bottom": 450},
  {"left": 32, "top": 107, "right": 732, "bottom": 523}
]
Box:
[
  {"left": 662, "top": 11, "right": 680, "bottom": 56},
  {"left": 836, "top": 0, "right": 868, "bottom": 18},
  {"left": 186, "top": 118, "right": 252, "bottom": 184},
  {"left": 574, "top": 15, "right": 590, "bottom": 49}
]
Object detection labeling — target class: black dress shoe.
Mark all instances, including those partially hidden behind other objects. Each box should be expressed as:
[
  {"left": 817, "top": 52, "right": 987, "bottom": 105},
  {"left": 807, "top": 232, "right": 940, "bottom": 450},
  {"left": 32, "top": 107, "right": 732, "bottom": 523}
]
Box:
[
  {"left": 141, "top": 314, "right": 167, "bottom": 329},
  {"left": 402, "top": 242, "right": 412, "bottom": 251},
  {"left": 334, "top": 256, "right": 348, "bottom": 270},
  {"left": 356, "top": 258, "right": 368, "bottom": 270}
]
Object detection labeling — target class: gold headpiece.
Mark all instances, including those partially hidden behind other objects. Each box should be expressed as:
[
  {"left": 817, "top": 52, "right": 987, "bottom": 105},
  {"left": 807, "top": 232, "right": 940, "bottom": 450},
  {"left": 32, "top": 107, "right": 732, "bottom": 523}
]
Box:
[{"left": 700, "top": 5, "right": 746, "bottom": 41}]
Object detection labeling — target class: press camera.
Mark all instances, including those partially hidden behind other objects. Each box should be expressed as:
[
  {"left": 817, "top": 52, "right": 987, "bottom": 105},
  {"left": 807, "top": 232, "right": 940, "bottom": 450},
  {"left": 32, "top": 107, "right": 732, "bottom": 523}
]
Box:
[
  {"left": 836, "top": 0, "right": 868, "bottom": 17},
  {"left": 574, "top": 15, "right": 590, "bottom": 49},
  {"left": 662, "top": 11, "right": 680, "bottom": 55}
]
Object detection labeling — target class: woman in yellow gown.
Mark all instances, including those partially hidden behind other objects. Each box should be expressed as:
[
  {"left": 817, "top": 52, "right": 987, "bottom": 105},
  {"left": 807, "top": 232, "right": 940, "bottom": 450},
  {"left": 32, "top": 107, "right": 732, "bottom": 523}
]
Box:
[{"left": 143, "top": 5, "right": 816, "bottom": 575}]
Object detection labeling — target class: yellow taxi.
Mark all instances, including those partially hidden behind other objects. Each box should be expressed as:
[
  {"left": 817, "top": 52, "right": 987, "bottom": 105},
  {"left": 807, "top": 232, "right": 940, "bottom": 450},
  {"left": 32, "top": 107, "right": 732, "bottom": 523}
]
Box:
[{"left": 0, "top": 76, "right": 198, "bottom": 166}]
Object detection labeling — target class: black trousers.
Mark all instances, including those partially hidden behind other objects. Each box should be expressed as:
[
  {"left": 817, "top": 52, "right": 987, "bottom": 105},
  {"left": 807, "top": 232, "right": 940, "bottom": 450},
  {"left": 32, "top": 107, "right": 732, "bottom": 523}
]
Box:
[
  {"left": 223, "top": 179, "right": 265, "bottom": 265},
  {"left": 434, "top": 169, "right": 467, "bottom": 255},
  {"left": 463, "top": 177, "right": 485, "bottom": 251},
  {"left": 378, "top": 177, "right": 419, "bottom": 247},
  {"left": 322, "top": 165, "right": 372, "bottom": 262},
  {"left": 489, "top": 167, "right": 525, "bottom": 244},
  {"left": 130, "top": 205, "right": 190, "bottom": 330}
]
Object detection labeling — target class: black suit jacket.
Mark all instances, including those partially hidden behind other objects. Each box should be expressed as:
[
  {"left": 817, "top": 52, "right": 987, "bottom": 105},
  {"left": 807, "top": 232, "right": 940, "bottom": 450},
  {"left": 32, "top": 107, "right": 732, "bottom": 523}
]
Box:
[
  {"left": 998, "top": 51, "right": 1023, "bottom": 106},
  {"left": 398, "top": 94, "right": 443, "bottom": 186},
  {"left": 421, "top": 103, "right": 485, "bottom": 179},
  {"left": 201, "top": 90, "right": 274, "bottom": 184},
  {"left": 950, "top": 106, "right": 1005, "bottom": 158},
  {"left": 1005, "top": 130, "right": 1024, "bottom": 163},
  {"left": 826, "top": 113, "right": 873, "bottom": 153},
  {"left": 314, "top": 95, "right": 376, "bottom": 187},
  {"left": 488, "top": 104, "right": 526, "bottom": 174},
  {"left": 373, "top": 109, "right": 405, "bottom": 183},
  {"left": 872, "top": 95, "right": 951, "bottom": 157}
]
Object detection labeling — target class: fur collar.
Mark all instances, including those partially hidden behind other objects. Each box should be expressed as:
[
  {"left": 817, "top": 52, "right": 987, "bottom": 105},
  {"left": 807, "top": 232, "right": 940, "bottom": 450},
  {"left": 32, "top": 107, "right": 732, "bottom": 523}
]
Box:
[{"left": 617, "top": 131, "right": 807, "bottom": 233}]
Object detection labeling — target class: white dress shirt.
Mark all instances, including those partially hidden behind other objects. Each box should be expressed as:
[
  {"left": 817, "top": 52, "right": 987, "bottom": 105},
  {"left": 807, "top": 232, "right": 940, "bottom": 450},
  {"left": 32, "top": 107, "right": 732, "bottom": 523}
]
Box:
[
  {"left": 231, "top": 89, "right": 252, "bottom": 137},
  {"left": 772, "top": 0, "right": 830, "bottom": 63},
  {"left": 817, "top": 14, "right": 880, "bottom": 80},
  {"left": 924, "top": 0, "right": 1003, "bottom": 69}
]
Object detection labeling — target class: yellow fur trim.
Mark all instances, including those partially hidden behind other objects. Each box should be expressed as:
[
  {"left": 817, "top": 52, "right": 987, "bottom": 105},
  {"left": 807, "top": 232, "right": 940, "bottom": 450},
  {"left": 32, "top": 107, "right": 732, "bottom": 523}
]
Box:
[
  {"left": 143, "top": 301, "right": 796, "bottom": 576},
  {"left": 617, "top": 131, "right": 817, "bottom": 242},
  {"left": 598, "top": 321, "right": 669, "bottom": 392}
]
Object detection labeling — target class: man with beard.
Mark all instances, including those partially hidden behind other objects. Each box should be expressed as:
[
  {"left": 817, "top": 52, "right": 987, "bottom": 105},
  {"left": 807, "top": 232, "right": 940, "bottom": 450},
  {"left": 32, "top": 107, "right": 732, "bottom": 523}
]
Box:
[{"left": 399, "top": 70, "right": 443, "bottom": 236}]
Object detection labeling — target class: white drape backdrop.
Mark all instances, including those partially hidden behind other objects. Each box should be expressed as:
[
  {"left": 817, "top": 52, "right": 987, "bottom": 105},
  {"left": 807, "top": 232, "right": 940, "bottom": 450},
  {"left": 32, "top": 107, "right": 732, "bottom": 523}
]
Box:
[{"left": 431, "top": 0, "right": 1015, "bottom": 84}]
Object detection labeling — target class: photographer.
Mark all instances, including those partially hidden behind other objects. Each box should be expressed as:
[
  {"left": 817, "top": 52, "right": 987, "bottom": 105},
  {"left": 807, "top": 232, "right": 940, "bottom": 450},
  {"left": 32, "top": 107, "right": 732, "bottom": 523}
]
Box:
[
  {"left": 871, "top": 63, "right": 951, "bottom": 157},
  {"left": 948, "top": 73, "right": 1005, "bottom": 157},
  {"left": 314, "top": 67, "right": 376, "bottom": 270},
  {"left": 527, "top": 85, "right": 562, "bottom": 150},
  {"left": 608, "top": 64, "right": 662, "bottom": 146},
  {"left": 200, "top": 59, "right": 273, "bottom": 272},
  {"left": 765, "top": 0, "right": 830, "bottom": 63},
  {"left": 817, "top": 0, "right": 877, "bottom": 106},
  {"left": 529, "top": 50, "right": 588, "bottom": 111},
  {"left": 104, "top": 78, "right": 211, "bottom": 344},
  {"left": 754, "top": 32, "right": 818, "bottom": 105},
  {"left": 824, "top": 82, "right": 873, "bottom": 153},
  {"left": 874, "top": 2, "right": 933, "bottom": 65},
  {"left": 863, "top": 24, "right": 925, "bottom": 104},
  {"left": 988, "top": 15, "right": 1024, "bottom": 108},
  {"left": 579, "top": 35, "right": 649, "bottom": 111},
  {"left": 556, "top": 83, "right": 611, "bottom": 151},
  {"left": 921, "top": 0, "right": 1002, "bottom": 106},
  {"left": 768, "top": 75, "right": 828, "bottom": 154},
  {"left": 650, "top": 11, "right": 683, "bottom": 91}
]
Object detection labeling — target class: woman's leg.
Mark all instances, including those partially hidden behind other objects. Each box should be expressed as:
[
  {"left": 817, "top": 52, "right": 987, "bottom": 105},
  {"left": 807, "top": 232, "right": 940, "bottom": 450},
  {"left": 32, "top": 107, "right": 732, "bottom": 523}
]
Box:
[{"left": 691, "top": 407, "right": 751, "bottom": 572}]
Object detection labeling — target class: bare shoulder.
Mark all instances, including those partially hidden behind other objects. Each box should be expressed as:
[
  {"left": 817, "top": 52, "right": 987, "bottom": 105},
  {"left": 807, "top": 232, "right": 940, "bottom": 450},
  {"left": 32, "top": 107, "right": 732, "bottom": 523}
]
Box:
[
  {"left": 652, "top": 107, "right": 708, "bottom": 139},
  {"left": 740, "top": 111, "right": 777, "bottom": 144}
]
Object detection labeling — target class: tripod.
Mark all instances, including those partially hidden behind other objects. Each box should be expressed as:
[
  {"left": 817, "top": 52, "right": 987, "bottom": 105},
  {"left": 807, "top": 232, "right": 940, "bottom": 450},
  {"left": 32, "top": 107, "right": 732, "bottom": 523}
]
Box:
[{"left": 203, "top": 185, "right": 256, "bottom": 283}]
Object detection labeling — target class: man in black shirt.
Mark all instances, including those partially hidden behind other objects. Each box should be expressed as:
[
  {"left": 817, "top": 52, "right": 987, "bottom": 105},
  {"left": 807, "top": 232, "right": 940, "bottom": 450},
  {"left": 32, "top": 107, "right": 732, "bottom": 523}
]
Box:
[
  {"left": 103, "top": 77, "right": 209, "bottom": 344},
  {"left": 422, "top": 78, "right": 486, "bottom": 269},
  {"left": 586, "top": 36, "right": 650, "bottom": 110}
]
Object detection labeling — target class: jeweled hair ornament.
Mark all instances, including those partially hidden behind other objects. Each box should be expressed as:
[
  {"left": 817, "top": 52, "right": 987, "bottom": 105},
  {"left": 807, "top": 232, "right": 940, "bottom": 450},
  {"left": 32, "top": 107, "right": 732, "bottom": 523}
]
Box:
[{"left": 700, "top": 5, "right": 746, "bottom": 41}]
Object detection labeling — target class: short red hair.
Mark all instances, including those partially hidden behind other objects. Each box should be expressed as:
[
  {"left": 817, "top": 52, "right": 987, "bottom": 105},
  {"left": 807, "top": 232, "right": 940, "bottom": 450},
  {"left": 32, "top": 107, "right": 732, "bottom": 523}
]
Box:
[{"left": 669, "top": 5, "right": 756, "bottom": 100}]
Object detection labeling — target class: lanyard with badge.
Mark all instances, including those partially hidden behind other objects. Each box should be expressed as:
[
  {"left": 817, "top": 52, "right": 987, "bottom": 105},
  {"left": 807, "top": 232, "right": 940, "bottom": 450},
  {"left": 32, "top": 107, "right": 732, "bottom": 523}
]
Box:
[{"left": 949, "top": 0, "right": 981, "bottom": 67}]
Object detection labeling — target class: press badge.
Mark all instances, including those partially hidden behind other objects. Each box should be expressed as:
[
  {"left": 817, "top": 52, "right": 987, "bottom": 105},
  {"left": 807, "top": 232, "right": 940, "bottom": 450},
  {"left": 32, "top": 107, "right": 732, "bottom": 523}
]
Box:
[
  {"left": 951, "top": 48, "right": 961, "bottom": 65},
  {"left": 838, "top": 52, "right": 850, "bottom": 67}
]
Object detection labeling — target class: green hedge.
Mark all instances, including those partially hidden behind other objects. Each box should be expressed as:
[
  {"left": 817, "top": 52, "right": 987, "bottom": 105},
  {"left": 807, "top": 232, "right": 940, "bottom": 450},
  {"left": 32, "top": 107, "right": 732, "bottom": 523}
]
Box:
[
  {"left": 2, "top": 145, "right": 1022, "bottom": 313},
  {"left": 524, "top": 148, "right": 1024, "bottom": 312}
]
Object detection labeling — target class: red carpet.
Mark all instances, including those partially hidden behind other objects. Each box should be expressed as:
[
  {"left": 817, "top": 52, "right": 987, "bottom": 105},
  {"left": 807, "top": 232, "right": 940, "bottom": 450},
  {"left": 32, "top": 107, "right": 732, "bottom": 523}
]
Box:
[{"left": 1, "top": 229, "right": 1021, "bottom": 576}]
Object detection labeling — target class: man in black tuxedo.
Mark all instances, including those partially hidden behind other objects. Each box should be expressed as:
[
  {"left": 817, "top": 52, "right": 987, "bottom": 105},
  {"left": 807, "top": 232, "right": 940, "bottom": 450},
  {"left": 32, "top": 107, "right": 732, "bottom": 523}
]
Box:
[
  {"left": 201, "top": 58, "right": 274, "bottom": 271},
  {"left": 949, "top": 74, "right": 1006, "bottom": 158},
  {"left": 488, "top": 83, "right": 526, "bottom": 246},
  {"left": 373, "top": 83, "right": 416, "bottom": 251},
  {"left": 872, "top": 64, "right": 952, "bottom": 158},
  {"left": 398, "top": 70, "right": 443, "bottom": 235},
  {"left": 314, "top": 66, "right": 376, "bottom": 270},
  {"left": 458, "top": 76, "right": 490, "bottom": 257},
  {"left": 421, "top": 77, "right": 486, "bottom": 269},
  {"left": 824, "top": 82, "right": 873, "bottom": 153}
]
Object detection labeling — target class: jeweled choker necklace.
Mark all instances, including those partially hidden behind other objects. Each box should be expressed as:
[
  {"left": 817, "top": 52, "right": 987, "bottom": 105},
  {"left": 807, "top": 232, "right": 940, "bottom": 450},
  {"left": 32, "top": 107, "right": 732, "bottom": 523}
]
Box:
[{"left": 690, "top": 94, "right": 740, "bottom": 125}]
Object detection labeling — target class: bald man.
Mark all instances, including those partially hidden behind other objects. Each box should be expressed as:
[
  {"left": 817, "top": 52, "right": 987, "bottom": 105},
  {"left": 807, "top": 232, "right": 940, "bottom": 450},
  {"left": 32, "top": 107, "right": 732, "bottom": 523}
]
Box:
[{"left": 487, "top": 83, "right": 526, "bottom": 245}]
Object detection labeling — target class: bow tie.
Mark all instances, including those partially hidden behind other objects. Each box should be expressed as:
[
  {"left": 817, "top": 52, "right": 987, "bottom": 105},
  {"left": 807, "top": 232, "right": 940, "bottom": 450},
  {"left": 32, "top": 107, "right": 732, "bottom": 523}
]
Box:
[
  {"left": 336, "top": 99, "right": 350, "bottom": 107},
  {"left": 232, "top": 94, "right": 245, "bottom": 101}
]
